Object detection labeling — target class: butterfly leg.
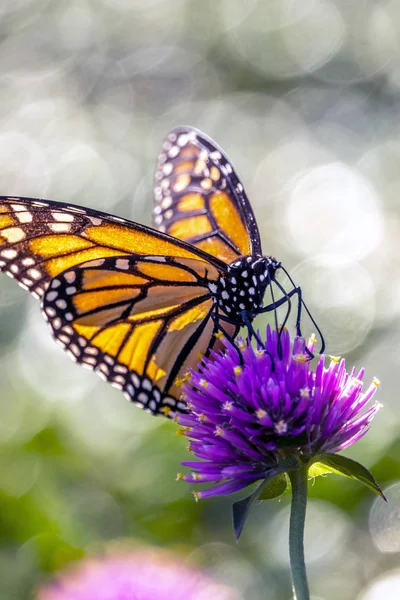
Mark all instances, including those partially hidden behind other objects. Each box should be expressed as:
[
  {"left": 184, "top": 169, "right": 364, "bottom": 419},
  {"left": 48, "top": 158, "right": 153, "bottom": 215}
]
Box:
[{"left": 212, "top": 313, "right": 245, "bottom": 365}]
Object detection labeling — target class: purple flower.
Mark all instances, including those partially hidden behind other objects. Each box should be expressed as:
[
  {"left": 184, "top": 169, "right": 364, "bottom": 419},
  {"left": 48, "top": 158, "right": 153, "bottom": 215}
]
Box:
[
  {"left": 177, "top": 327, "right": 381, "bottom": 500},
  {"left": 36, "top": 546, "right": 238, "bottom": 600}
]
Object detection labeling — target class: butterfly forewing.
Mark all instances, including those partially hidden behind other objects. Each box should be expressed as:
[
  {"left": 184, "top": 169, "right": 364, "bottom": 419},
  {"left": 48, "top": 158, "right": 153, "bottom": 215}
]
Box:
[
  {"left": 0, "top": 196, "right": 212, "bottom": 299},
  {"left": 153, "top": 127, "right": 262, "bottom": 264}
]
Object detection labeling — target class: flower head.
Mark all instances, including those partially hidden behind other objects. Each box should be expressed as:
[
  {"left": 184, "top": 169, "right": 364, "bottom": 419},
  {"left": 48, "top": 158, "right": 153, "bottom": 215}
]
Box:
[
  {"left": 36, "top": 545, "right": 238, "bottom": 600},
  {"left": 177, "top": 327, "right": 381, "bottom": 499}
]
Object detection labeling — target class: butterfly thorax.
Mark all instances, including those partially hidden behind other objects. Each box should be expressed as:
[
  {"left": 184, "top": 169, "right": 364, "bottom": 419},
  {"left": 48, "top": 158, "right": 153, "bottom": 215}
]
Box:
[{"left": 208, "top": 255, "right": 281, "bottom": 322}]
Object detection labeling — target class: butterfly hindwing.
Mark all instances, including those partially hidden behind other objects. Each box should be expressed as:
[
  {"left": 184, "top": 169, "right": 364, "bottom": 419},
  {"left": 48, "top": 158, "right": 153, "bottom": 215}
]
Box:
[
  {"left": 153, "top": 126, "right": 262, "bottom": 264},
  {"left": 42, "top": 255, "right": 222, "bottom": 415}
]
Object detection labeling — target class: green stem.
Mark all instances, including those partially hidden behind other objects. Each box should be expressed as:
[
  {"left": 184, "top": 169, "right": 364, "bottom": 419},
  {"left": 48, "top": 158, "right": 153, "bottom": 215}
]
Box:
[{"left": 288, "top": 463, "right": 310, "bottom": 600}]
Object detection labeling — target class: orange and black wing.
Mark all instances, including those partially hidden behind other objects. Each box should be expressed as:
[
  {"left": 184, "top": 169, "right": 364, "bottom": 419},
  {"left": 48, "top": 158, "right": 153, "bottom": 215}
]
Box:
[
  {"left": 153, "top": 126, "right": 261, "bottom": 264},
  {"left": 0, "top": 196, "right": 234, "bottom": 416},
  {"left": 42, "top": 255, "right": 219, "bottom": 416},
  {"left": 0, "top": 195, "right": 227, "bottom": 298}
]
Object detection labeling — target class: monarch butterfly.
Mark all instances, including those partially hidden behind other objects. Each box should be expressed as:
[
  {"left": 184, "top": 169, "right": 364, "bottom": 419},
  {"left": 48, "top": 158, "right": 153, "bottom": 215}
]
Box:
[{"left": 0, "top": 127, "right": 322, "bottom": 417}]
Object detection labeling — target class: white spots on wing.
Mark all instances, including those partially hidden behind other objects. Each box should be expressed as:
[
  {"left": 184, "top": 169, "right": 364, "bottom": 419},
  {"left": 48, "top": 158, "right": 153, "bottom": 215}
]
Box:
[
  {"left": 1, "top": 227, "right": 25, "bottom": 242},
  {"left": 66, "top": 286, "right": 77, "bottom": 295},
  {"left": 45, "top": 307, "right": 56, "bottom": 317},
  {"left": 65, "top": 312, "right": 74, "bottom": 321},
  {"left": 52, "top": 317, "right": 62, "bottom": 329},
  {"left": 114, "top": 364, "right": 128, "bottom": 374},
  {"left": 88, "top": 217, "right": 102, "bottom": 226},
  {"left": 0, "top": 260, "right": 5, "bottom": 267},
  {"left": 16, "top": 211, "right": 32, "bottom": 223},
  {"left": 56, "top": 299, "right": 67, "bottom": 309},
  {"left": 161, "top": 197, "right": 172, "bottom": 210},
  {"left": 208, "top": 283, "right": 217, "bottom": 293},
  {"left": 51, "top": 278, "right": 61, "bottom": 288},
  {"left": 1, "top": 248, "right": 17, "bottom": 259},
  {"left": 249, "top": 287, "right": 255, "bottom": 295},
  {"left": 78, "top": 337, "right": 86, "bottom": 347},
  {"left": 163, "top": 162, "right": 173, "bottom": 175},
  {"left": 84, "top": 347, "right": 98, "bottom": 356},
  {"left": 161, "top": 178, "right": 170, "bottom": 190},
  {"left": 35, "top": 286, "right": 45, "bottom": 297},
  {"left": 167, "top": 132, "right": 177, "bottom": 143},
  {"left": 64, "top": 271, "right": 76, "bottom": 283},
  {"left": 200, "top": 178, "right": 212, "bottom": 190},
  {"left": 28, "top": 268, "right": 41, "bottom": 280},
  {"left": 210, "top": 151, "right": 222, "bottom": 161},
  {"left": 148, "top": 399, "right": 157, "bottom": 412},
  {"left": 148, "top": 256, "right": 166, "bottom": 263},
  {"left": 22, "top": 257, "right": 35, "bottom": 266},
  {"left": 116, "top": 258, "right": 129, "bottom": 270},
  {"left": 164, "top": 209, "right": 173, "bottom": 220},
  {"left": 137, "top": 391, "right": 148, "bottom": 404},
  {"left": 87, "top": 259, "right": 105, "bottom": 268},
  {"left": 153, "top": 215, "right": 163, "bottom": 226},
  {"left": 104, "top": 355, "right": 114, "bottom": 365},
  {"left": 83, "top": 356, "right": 97, "bottom": 366},
  {"left": 69, "top": 344, "right": 80, "bottom": 357},
  {"left": 46, "top": 290, "right": 58, "bottom": 301},
  {"left": 142, "top": 378, "right": 152, "bottom": 391},
  {"left": 21, "top": 278, "right": 32, "bottom": 287},
  {"left": 51, "top": 211, "right": 74, "bottom": 222},
  {"left": 131, "top": 373, "right": 140, "bottom": 388},
  {"left": 58, "top": 334, "right": 70, "bottom": 344},
  {"left": 177, "top": 134, "right": 189, "bottom": 147},
  {"left": 50, "top": 223, "right": 71, "bottom": 233},
  {"left": 221, "top": 290, "right": 229, "bottom": 300},
  {"left": 10, "top": 203, "right": 26, "bottom": 212},
  {"left": 31, "top": 201, "right": 48, "bottom": 207}
]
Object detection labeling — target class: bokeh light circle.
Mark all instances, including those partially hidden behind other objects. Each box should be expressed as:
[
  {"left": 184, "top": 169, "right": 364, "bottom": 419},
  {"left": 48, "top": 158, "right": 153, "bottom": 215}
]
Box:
[
  {"left": 369, "top": 482, "right": 400, "bottom": 553},
  {"left": 285, "top": 163, "right": 383, "bottom": 261},
  {"left": 356, "top": 569, "right": 400, "bottom": 600}
]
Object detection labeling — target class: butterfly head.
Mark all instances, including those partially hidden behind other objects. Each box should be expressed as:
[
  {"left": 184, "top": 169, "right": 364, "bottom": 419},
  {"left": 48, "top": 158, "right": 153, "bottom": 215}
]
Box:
[{"left": 210, "top": 255, "right": 281, "bottom": 322}]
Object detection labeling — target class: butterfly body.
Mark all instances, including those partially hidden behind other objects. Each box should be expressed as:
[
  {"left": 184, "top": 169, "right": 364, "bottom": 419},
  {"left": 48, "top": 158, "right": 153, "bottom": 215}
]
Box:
[
  {"left": 0, "top": 126, "right": 319, "bottom": 417},
  {"left": 209, "top": 255, "right": 280, "bottom": 321}
]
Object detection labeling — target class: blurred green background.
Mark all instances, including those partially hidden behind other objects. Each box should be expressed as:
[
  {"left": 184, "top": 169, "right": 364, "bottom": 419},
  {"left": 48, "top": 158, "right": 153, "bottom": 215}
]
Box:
[{"left": 0, "top": 1, "right": 400, "bottom": 599}]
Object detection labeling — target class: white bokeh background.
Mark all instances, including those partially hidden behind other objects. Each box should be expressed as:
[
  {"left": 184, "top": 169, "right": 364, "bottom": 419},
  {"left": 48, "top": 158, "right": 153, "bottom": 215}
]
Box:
[{"left": 0, "top": 1, "right": 399, "bottom": 599}]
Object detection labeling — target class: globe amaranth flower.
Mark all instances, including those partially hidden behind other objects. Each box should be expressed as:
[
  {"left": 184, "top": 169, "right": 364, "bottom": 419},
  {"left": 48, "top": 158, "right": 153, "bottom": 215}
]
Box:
[
  {"left": 36, "top": 545, "right": 239, "bottom": 600},
  {"left": 176, "top": 327, "right": 381, "bottom": 500}
]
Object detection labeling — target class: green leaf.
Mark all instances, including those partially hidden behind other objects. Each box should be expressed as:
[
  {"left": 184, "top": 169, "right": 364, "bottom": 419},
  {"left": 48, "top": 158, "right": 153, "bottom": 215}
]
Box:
[
  {"left": 232, "top": 456, "right": 299, "bottom": 540},
  {"left": 258, "top": 473, "right": 288, "bottom": 500},
  {"left": 310, "top": 453, "right": 386, "bottom": 500}
]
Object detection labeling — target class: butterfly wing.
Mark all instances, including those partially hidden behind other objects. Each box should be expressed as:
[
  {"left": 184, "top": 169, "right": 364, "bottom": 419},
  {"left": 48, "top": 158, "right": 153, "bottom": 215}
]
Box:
[
  {"left": 0, "top": 196, "right": 234, "bottom": 416},
  {"left": 153, "top": 126, "right": 262, "bottom": 263},
  {"left": 42, "top": 255, "right": 219, "bottom": 415},
  {"left": 0, "top": 196, "right": 227, "bottom": 299}
]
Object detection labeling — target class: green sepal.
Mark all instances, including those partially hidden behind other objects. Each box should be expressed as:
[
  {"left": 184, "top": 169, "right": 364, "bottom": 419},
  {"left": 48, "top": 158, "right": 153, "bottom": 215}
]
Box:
[
  {"left": 232, "top": 456, "right": 299, "bottom": 540},
  {"left": 258, "top": 473, "right": 288, "bottom": 500},
  {"left": 310, "top": 453, "right": 386, "bottom": 500}
]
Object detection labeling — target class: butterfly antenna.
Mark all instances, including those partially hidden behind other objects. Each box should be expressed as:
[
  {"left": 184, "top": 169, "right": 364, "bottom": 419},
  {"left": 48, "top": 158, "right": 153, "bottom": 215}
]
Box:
[{"left": 280, "top": 266, "right": 325, "bottom": 354}]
